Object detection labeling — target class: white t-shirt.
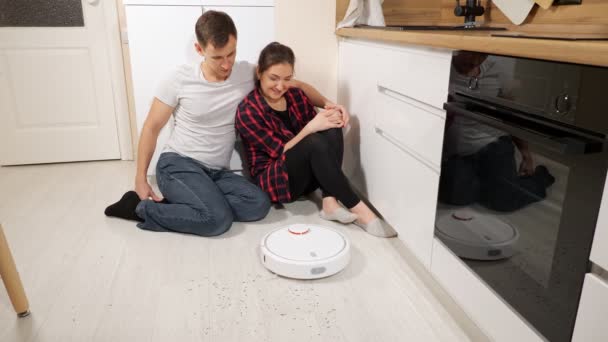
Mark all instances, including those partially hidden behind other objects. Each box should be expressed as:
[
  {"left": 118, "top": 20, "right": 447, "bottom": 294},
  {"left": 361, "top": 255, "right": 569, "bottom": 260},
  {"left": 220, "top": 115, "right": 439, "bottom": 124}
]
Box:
[
  {"left": 444, "top": 57, "right": 509, "bottom": 157},
  {"left": 155, "top": 61, "right": 255, "bottom": 169}
]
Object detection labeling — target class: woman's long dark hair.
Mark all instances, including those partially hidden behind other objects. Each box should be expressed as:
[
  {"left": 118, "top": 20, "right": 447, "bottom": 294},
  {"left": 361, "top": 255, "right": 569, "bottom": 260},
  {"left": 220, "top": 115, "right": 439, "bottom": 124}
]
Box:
[{"left": 255, "top": 42, "right": 295, "bottom": 88}]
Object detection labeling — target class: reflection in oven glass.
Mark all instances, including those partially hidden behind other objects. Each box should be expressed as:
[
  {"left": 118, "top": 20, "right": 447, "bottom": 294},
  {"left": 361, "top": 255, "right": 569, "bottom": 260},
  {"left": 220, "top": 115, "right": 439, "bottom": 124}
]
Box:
[
  {"left": 439, "top": 52, "right": 562, "bottom": 284},
  {"left": 436, "top": 50, "right": 608, "bottom": 342}
]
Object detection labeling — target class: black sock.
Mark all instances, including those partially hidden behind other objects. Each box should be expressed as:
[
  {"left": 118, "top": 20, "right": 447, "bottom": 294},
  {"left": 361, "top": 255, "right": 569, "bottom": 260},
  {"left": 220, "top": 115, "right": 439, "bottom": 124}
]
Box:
[
  {"left": 104, "top": 191, "right": 144, "bottom": 222},
  {"left": 535, "top": 165, "right": 555, "bottom": 188}
]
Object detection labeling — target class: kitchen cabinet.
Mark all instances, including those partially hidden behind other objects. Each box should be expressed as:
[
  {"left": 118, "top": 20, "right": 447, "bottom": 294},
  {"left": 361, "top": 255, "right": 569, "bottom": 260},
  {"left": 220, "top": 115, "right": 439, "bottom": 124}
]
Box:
[
  {"left": 338, "top": 40, "right": 381, "bottom": 199},
  {"left": 124, "top": 1, "right": 274, "bottom": 174},
  {"left": 337, "top": 38, "right": 547, "bottom": 340},
  {"left": 370, "top": 129, "right": 440, "bottom": 269},
  {"left": 337, "top": 38, "right": 450, "bottom": 268},
  {"left": 590, "top": 172, "right": 608, "bottom": 271},
  {"left": 574, "top": 173, "right": 608, "bottom": 341},
  {"left": 572, "top": 273, "right": 608, "bottom": 342}
]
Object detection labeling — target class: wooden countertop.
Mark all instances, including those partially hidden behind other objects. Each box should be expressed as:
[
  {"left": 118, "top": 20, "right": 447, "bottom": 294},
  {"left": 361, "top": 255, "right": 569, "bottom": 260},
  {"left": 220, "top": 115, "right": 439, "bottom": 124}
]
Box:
[{"left": 336, "top": 27, "right": 608, "bottom": 67}]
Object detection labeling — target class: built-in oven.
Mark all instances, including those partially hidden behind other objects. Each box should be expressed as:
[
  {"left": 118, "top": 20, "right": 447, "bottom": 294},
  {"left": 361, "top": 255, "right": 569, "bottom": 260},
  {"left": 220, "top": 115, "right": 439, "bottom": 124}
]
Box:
[{"left": 435, "top": 51, "right": 608, "bottom": 342}]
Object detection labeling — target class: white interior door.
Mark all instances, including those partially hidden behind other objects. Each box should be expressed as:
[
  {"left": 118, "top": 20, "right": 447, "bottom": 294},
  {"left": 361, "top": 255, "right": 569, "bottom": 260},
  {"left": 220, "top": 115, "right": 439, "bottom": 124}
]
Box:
[{"left": 0, "top": 0, "right": 121, "bottom": 165}]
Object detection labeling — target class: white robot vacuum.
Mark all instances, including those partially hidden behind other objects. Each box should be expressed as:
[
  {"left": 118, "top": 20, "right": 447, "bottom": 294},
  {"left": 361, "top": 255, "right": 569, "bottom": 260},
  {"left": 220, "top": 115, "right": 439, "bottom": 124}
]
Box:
[
  {"left": 260, "top": 224, "right": 351, "bottom": 279},
  {"left": 435, "top": 209, "right": 519, "bottom": 261}
]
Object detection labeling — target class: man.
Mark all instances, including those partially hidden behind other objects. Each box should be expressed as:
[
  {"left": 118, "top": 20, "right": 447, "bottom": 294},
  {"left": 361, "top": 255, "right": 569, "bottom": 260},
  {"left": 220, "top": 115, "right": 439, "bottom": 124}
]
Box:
[
  {"left": 105, "top": 11, "right": 348, "bottom": 236},
  {"left": 439, "top": 51, "right": 554, "bottom": 212}
]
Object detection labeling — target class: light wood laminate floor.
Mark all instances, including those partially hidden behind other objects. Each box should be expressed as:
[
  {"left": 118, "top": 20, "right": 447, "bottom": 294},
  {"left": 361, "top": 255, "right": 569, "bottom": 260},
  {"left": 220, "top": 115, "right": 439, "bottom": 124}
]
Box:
[{"left": 0, "top": 161, "right": 486, "bottom": 342}]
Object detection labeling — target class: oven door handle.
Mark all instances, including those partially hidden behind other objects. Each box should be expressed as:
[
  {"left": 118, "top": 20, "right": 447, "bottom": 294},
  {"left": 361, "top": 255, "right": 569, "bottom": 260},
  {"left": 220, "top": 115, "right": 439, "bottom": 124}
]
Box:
[{"left": 444, "top": 102, "right": 602, "bottom": 155}]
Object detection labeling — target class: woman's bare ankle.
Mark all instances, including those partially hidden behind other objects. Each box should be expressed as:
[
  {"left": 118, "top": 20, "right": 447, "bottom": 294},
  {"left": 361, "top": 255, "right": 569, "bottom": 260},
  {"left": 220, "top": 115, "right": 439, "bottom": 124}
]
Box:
[
  {"left": 349, "top": 202, "right": 377, "bottom": 224},
  {"left": 322, "top": 197, "right": 341, "bottom": 214}
]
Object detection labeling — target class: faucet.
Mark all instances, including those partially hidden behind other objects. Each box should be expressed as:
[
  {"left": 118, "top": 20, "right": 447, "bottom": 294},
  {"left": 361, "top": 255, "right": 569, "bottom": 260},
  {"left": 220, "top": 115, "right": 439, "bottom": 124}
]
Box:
[{"left": 454, "top": 0, "right": 485, "bottom": 28}]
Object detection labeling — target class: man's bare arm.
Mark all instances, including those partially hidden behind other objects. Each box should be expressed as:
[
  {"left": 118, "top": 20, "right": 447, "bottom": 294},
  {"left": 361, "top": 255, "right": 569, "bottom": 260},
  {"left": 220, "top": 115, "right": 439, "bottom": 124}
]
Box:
[
  {"left": 291, "top": 79, "right": 330, "bottom": 107},
  {"left": 135, "top": 98, "right": 174, "bottom": 200},
  {"left": 291, "top": 79, "right": 351, "bottom": 127}
]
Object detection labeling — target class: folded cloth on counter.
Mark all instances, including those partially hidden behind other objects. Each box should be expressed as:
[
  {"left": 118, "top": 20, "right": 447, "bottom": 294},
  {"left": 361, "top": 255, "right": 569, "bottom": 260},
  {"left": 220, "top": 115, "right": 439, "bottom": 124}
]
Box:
[{"left": 337, "top": 0, "right": 385, "bottom": 29}]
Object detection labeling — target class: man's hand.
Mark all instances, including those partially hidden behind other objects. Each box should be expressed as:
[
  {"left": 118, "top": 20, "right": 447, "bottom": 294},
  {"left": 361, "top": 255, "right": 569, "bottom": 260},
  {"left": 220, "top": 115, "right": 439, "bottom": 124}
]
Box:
[
  {"left": 324, "top": 102, "right": 350, "bottom": 128},
  {"left": 135, "top": 177, "right": 162, "bottom": 202},
  {"left": 519, "top": 152, "right": 535, "bottom": 176}
]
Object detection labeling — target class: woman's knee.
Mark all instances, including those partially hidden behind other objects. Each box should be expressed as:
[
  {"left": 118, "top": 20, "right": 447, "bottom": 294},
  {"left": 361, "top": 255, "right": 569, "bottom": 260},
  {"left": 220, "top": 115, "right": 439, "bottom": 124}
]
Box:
[
  {"left": 323, "top": 127, "right": 343, "bottom": 142},
  {"left": 299, "top": 133, "right": 329, "bottom": 153}
]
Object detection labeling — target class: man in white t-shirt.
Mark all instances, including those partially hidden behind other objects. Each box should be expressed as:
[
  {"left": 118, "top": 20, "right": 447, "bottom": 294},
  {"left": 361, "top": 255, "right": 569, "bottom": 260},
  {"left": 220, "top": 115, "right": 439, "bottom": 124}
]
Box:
[{"left": 105, "top": 11, "right": 347, "bottom": 236}]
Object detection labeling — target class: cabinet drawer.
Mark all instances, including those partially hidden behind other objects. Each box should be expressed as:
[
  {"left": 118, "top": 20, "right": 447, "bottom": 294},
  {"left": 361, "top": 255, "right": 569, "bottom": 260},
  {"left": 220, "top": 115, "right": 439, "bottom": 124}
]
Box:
[
  {"left": 375, "top": 85, "right": 445, "bottom": 169},
  {"left": 377, "top": 45, "right": 451, "bottom": 110},
  {"left": 367, "top": 131, "right": 440, "bottom": 268}
]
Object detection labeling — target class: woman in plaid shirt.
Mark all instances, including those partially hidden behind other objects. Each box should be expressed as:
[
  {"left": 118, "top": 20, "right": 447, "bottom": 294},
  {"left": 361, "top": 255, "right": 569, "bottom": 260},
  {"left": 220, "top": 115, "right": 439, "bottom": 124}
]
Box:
[{"left": 236, "top": 42, "right": 397, "bottom": 238}]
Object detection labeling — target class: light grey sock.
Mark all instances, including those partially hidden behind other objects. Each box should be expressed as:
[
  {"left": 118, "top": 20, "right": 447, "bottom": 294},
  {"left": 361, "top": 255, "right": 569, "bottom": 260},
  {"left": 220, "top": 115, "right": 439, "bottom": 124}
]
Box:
[
  {"left": 319, "top": 207, "right": 358, "bottom": 224},
  {"left": 354, "top": 218, "right": 397, "bottom": 238}
]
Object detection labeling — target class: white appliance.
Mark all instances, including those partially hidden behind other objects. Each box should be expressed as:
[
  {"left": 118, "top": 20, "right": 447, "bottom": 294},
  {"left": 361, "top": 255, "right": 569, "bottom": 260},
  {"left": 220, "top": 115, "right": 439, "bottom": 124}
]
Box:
[
  {"left": 435, "top": 209, "right": 519, "bottom": 261},
  {"left": 260, "top": 224, "right": 351, "bottom": 280}
]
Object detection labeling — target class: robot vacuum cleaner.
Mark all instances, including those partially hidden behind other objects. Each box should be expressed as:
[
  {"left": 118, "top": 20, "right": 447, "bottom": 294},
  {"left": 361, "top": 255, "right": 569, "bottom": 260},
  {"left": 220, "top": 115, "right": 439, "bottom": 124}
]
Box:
[
  {"left": 435, "top": 209, "right": 519, "bottom": 261},
  {"left": 260, "top": 224, "right": 350, "bottom": 280}
]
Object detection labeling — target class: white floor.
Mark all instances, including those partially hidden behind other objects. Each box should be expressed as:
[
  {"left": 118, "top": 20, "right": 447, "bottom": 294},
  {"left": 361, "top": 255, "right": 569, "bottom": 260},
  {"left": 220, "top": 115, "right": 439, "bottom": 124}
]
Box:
[{"left": 0, "top": 161, "right": 487, "bottom": 342}]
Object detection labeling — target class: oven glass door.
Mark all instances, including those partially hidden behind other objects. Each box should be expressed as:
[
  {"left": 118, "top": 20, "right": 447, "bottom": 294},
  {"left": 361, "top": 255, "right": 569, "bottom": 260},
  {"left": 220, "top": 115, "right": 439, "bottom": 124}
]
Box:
[{"left": 435, "top": 101, "right": 607, "bottom": 342}]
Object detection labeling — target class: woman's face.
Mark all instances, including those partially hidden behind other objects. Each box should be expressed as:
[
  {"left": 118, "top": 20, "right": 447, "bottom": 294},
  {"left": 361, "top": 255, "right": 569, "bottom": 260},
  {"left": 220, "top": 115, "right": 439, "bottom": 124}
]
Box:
[{"left": 258, "top": 63, "right": 294, "bottom": 101}]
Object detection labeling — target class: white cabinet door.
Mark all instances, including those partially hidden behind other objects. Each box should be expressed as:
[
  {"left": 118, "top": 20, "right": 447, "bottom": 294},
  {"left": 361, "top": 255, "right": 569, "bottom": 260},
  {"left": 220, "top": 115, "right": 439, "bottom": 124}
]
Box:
[
  {"left": 338, "top": 39, "right": 449, "bottom": 269},
  {"left": 374, "top": 85, "right": 446, "bottom": 169},
  {"left": 572, "top": 274, "right": 608, "bottom": 342},
  {"left": 201, "top": 6, "right": 274, "bottom": 171},
  {"left": 590, "top": 174, "right": 608, "bottom": 271},
  {"left": 376, "top": 44, "right": 452, "bottom": 110},
  {"left": 370, "top": 129, "right": 440, "bottom": 268},
  {"left": 126, "top": 5, "right": 203, "bottom": 175},
  {"left": 338, "top": 40, "right": 383, "bottom": 198},
  {"left": 202, "top": 6, "right": 274, "bottom": 71},
  {"left": 126, "top": 5, "right": 274, "bottom": 174}
]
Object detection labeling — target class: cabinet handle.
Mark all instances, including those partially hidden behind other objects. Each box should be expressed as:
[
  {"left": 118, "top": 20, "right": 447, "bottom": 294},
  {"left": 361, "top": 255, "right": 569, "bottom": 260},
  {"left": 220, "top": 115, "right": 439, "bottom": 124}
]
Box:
[
  {"left": 374, "top": 126, "right": 440, "bottom": 174},
  {"left": 444, "top": 102, "right": 603, "bottom": 156},
  {"left": 377, "top": 84, "right": 446, "bottom": 119}
]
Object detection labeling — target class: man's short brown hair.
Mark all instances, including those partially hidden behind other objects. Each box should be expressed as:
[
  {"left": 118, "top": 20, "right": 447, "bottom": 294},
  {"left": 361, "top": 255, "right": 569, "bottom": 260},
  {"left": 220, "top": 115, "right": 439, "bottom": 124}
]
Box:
[{"left": 195, "top": 11, "right": 237, "bottom": 49}]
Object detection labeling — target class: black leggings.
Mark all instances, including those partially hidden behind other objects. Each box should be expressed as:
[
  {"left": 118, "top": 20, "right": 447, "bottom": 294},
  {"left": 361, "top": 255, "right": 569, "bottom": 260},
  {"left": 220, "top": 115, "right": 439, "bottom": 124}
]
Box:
[{"left": 284, "top": 128, "right": 360, "bottom": 208}]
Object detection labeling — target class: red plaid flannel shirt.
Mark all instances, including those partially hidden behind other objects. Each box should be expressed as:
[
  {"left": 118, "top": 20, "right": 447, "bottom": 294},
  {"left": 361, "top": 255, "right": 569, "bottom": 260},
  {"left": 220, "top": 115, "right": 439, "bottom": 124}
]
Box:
[{"left": 235, "top": 87, "right": 317, "bottom": 203}]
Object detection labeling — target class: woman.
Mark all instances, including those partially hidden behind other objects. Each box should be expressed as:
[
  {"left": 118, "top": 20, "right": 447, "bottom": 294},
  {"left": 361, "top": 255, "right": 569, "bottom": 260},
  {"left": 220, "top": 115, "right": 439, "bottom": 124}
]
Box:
[{"left": 235, "top": 42, "right": 396, "bottom": 238}]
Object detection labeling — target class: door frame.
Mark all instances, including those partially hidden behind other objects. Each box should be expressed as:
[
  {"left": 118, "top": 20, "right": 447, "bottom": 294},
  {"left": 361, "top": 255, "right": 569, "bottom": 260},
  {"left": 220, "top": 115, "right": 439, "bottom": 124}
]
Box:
[{"left": 105, "top": 0, "right": 134, "bottom": 160}]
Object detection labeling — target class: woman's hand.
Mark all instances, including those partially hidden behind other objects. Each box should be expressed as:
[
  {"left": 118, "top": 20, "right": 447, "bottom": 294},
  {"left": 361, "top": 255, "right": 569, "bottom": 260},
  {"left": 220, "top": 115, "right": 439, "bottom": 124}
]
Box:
[
  {"left": 305, "top": 109, "right": 343, "bottom": 133},
  {"left": 324, "top": 102, "right": 350, "bottom": 128}
]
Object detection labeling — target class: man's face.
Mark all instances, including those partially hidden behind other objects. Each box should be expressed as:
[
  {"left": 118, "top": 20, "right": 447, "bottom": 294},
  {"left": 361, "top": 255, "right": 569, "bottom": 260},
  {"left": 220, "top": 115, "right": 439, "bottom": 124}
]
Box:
[{"left": 196, "top": 35, "right": 237, "bottom": 79}]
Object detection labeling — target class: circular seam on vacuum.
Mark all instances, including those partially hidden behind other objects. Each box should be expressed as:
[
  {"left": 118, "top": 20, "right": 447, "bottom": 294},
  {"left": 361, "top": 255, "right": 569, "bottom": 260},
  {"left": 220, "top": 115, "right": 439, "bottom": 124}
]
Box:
[{"left": 262, "top": 225, "right": 348, "bottom": 262}]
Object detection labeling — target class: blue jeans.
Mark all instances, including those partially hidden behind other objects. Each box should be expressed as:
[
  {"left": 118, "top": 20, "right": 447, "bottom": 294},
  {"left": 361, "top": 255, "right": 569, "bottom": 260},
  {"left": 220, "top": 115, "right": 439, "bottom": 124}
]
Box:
[{"left": 135, "top": 152, "right": 271, "bottom": 236}]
